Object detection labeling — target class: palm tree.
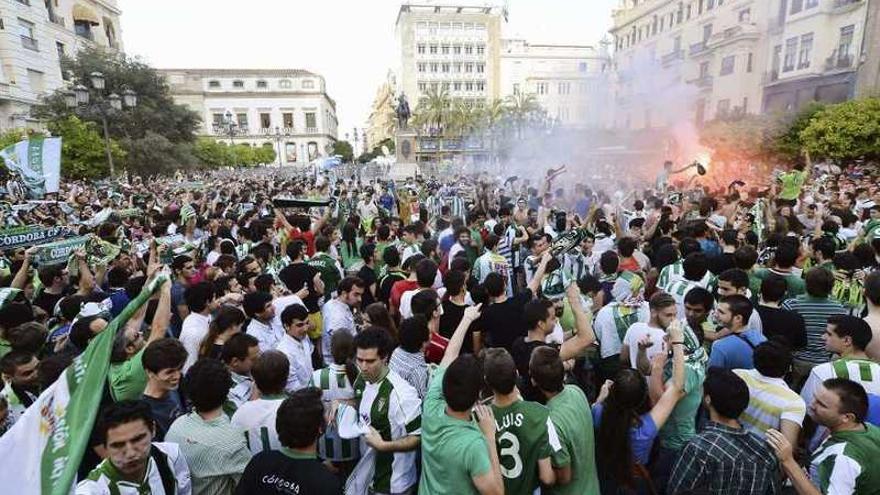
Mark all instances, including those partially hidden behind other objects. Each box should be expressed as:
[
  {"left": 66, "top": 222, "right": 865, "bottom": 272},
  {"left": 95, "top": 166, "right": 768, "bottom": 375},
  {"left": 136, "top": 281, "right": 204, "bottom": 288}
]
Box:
[
  {"left": 448, "top": 99, "right": 484, "bottom": 137},
  {"left": 505, "top": 93, "right": 542, "bottom": 138},
  {"left": 412, "top": 87, "right": 451, "bottom": 135}
]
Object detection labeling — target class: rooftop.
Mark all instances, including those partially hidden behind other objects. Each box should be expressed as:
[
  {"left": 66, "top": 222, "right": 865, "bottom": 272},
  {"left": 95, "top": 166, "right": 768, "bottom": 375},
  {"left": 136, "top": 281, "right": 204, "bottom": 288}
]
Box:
[{"left": 157, "top": 68, "right": 319, "bottom": 78}]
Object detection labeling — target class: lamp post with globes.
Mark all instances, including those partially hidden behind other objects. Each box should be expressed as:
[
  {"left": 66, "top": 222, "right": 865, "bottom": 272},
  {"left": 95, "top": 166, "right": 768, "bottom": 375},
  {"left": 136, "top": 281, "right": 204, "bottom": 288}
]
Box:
[
  {"left": 220, "top": 111, "right": 239, "bottom": 168},
  {"left": 270, "top": 126, "right": 292, "bottom": 167},
  {"left": 64, "top": 71, "right": 137, "bottom": 177}
]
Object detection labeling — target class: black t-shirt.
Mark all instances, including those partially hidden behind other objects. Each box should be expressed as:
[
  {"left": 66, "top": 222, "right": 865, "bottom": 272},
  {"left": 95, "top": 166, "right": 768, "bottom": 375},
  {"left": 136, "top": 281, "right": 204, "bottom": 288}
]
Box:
[
  {"left": 279, "top": 263, "right": 321, "bottom": 313},
  {"left": 235, "top": 450, "right": 343, "bottom": 495},
  {"left": 511, "top": 336, "right": 557, "bottom": 402},
  {"left": 378, "top": 270, "right": 407, "bottom": 306},
  {"left": 33, "top": 289, "right": 67, "bottom": 315},
  {"left": 357, "top": 265, "right": 378, "bottom": 309},
  {"left": 439, "top": 300, "right": 482, "bottom": 355},
  {"left": 481, "top": 289, "right": 532, "bottom": 351},
  {"left": 708, "top": 252, "right": 736, "bottom": 276},
  {"left": 755, "top": 305, "right": 807, "bottom": 350},
  {"left": 141, "top": 390, "right": 185, "bottom": 441}
]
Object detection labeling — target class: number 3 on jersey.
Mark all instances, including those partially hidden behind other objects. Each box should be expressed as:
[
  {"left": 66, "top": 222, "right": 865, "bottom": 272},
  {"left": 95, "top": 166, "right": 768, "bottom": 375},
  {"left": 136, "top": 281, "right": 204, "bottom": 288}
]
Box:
[{"left": 498, "top": 431, "right": 523, "bottom": 478}]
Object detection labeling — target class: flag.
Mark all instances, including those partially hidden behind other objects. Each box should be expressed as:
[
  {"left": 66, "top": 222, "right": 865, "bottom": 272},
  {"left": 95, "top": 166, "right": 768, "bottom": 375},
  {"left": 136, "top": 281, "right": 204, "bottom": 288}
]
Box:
[
  {"left": 0, "top": 275, "right": 166, "bottom": 494},
  {"left": 0, "top": 137, "right": 62, "bottom": 198},
  {"left": 0, "top": 225, "right": 73, "bottom": 251}
]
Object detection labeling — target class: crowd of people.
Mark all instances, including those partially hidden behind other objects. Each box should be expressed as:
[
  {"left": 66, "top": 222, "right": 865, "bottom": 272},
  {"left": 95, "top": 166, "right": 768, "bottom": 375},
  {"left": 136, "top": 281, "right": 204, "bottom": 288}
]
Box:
[{"left": 1, "top": 155, "right": 880, "bottom": 494}]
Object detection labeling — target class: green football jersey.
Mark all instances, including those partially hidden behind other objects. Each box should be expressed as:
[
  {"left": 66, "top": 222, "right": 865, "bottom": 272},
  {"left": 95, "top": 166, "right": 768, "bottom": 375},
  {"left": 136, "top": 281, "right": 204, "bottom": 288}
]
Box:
[
  {"left": 490, "top": 398, "right": 558, "bottom": 495},
  {"left": 307, "top": 253, "right": 341, "bottom": 300}
]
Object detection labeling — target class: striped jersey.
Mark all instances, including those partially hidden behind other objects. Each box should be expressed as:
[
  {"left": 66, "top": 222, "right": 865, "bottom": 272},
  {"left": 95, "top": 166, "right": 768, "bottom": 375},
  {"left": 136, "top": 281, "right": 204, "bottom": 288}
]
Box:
[
  {"left": 665, "top": 278, "right": 703, "bottom": 319},
  {"left": 76, "top": 442, "right": 191, "bottom": 495},
  {"left": 311, "top": 364, "right": 360, "bottom": 462},
  {"left": 657, "top": 261, "right": 715, "bottom": 293},
  {"left": 490, "top": 398, "right": 562, "bottom": 495},
  {"left": 230, "top": 395, "right": 286, "bottom": 455},
  {"left": 801, "top": 358, "right": 880, "bottom": 410},
  {"left": 473, "top": 251, "right": 511, "bottom": 286},
  {"left": 781, "top": 296, "right": 849, "bottom": 364},
  {"left": 354, "top": 368, "right": 422, "bottom": 493},
  {"left": 733, "top": 368, "right": 806, "bottom": 436},
  {"left": 810, "top": 425, "right": 880, "bottom": 494},
  {"left": 593, "top": 302, "right": 650, "bottom": 359}
]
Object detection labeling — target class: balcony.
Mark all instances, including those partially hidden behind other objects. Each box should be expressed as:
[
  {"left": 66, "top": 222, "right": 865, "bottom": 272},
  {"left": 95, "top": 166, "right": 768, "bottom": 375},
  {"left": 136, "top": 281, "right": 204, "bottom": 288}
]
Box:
[
  {"left": 20, "top": 36, "right": 39, "bottom": 51},
  {"left": 689, "top": 41, "right": 709, "bottom": 57},
  {"left": 689, "top": 75, "right": 713, "bottom": 90},
  {"left": 708, "top": 24, "right": 760, "bottom": 47},
  {"left": 305, "top": 127, "right": 320, "bottom": 134},
  {"left": 826, "top": 52, "right": 854, "bottom": 71},
  {"left": 661, "top": 49, "right": 685, "bottom": 66},
  {"left": 832, "top": 0, "right": 863, "bottom": 12}
]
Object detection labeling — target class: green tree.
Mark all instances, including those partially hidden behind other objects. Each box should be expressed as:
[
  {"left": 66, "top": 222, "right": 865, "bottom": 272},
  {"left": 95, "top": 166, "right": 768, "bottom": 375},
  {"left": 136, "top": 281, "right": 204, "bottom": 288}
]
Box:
[
  {"left": 46, "top": 115, "right": 125, "bottom": 180},
  {"left": 122, "top": 131, "right": 196, "bottom": 177},
  {"left": 253, "top": 145, "right": 277, "bottom": 166},
  {"left": 0, "top": 129, "right": 27, "bottom": 150},
  {"left": 800, "top": 98, "right": 880, "bottom": 162},
  {"left": 332, "top": 140, "right": 354, "bottom": 162},
  {"left": 772, "top": 102, "right": 826, "bottom": 161},
  {"left": 192, "top": 138, "right": 232, "bottom": 168},
  {"left": 505, "top": 93, "right": 543, "bottom": 137},
  {"left": 412, "top": 87, "right": 451, "bottom": 134}
]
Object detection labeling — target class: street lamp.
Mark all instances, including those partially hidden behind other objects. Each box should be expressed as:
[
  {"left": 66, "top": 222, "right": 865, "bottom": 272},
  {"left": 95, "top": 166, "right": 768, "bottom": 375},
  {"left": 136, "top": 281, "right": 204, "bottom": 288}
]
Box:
[
  {"left": 271, "top": 126, "right": 292, "bottom": 167},
  {"left": 65, "top": 73, "right": 137, "bottom": 177},
  {"left": 221, "top": 110, "right": 239, "bottom": 168}
]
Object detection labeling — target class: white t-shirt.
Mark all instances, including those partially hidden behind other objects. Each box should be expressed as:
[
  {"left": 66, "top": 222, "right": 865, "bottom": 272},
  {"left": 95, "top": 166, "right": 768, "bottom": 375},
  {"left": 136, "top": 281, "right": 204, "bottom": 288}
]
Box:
[
  {"left": 399, "top": 287, "right": 447, "bottom": 319},
  {"left": 593, "top": 302, "right": 651, "bottom": 359},
  {"left": 179, "top": 312, "right": 211, "bottom": 373},
  {"left": 271, "top": 294, "right": 306, "bottom": 339},
  {"left": 231, "top": 397, "right": 285, "bottom": 455},
  {"left": 622, "top": 322, "right": 667, "bottom": 367}
]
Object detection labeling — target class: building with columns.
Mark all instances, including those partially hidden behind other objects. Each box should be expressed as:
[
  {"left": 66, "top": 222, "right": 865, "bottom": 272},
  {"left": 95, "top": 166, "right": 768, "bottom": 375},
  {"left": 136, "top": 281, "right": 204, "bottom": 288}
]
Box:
[
  {"left": 0, "top": 0, "right": 123, "bottom": 130},
  {"left": 160, "top": 68, "right": 338, "bottom": 165},
  {"left": 500, "top": 39, "right": 612, "bottom": 129}
]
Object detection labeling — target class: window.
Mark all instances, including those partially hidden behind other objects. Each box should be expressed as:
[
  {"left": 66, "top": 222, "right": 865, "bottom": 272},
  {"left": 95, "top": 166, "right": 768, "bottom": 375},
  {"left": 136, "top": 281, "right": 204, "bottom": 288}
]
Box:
[
  {"left": 305, "top": 112, "right": 317, "bottom": 129},
  {"left": 208, "top": 80, "right": 220, "bottom": 88},
  {"left": 805, "top": 0, "right": 819, "bottom": 7},
  {"left": 282, "top": 113, "right": 293, "bottom": 129},
  {"left": 442, "top": 63, "right": 450, "bottom": 73},
  {"left": 441, "top": 44, "right": 449, "bottom": 55},
  {"left": 783, "top": 37, "right": 798, "bottom": 71},
  {"left": 233, "top": 80, "right": 244, "bottom": 88},
  {"left": 790, "top": 0, "right": 803, "bottom": 14},
  {"left": 417, "top": 44, "right": 426, "bottom": 54},
  {"left": 738, "top": 8, "right": 751, "bottom": 22},
  {"left": 260, "top": 113, "right": 271, "bottom": 129},
  {"left": 476, "top": 81, "right": 485, "bottom": 92},
  {"left": 699, "top": 61, "right": 710, "bottom": 78},
  {"left": 302, "top": 80, "right": 314, "bottom": 89},
  {"left": 747, "top": 52, "right": 754, "bottom": 72},
  {"left": 279, "top": 79, "right": 292, "bottom": 88},
  {"left": 465, "top": 45, "right": 473, "bottom": 55},
  {"left": 537, "top": 83, "right": 548, "bottom": 95},
  {"left": 579, "top": 62, "right": 588, "bottom": 72},
  {"left": 476, "top": 63, "right": 484, "bottom": 73},
  {"left": 720, "top": 55, "right": 735, "bottom": 75},
  {"left": 453, "top": 81, "right": 462, "bottom": 91},
  {"left": 430, "top": 82, "right": 438, "bottom": 91},
  {"left": 212, "top": 113, "right": 224, "bottom": 126},
  {"left": 453, "top": 45, "right": 461, "bottom": 55},
  {"left": 454, "top": 63, "right": 462, "bottom": 73},
  {"left": 558, "top": 82, "right": 571, "bottom": 95},
  {"left": 465, "top": 63, "right": 474, "bottom": 73},
  {"left": 839, "top": 25, "right": 855, "bottom": 65},
  {"left": 513, "top": 83, "right": 520, "bottom": 95},
  {"left": 418, "top": 63, "right": 426, "bottom": 73},
  {"left": 256, "top": 80, "right": 268, "bottom": 89},
  {"left": 476, "top": 45, "right": 485, "bottom": 55},
  {"left": 441, "top": 82, "right": 449, "bottom": 91},
  {"left": 418, "top": 82, "right": 427, "bottom": 92},
  {"left": 430, "top": 63, "right": 438, "bottom": 73},
  {"left": 27, "top": 69, "right": 44, "bottom": 93},
  {"left": 798, "top": 33, "right": 813, "bottom": 69},
  {"left": 237, "top": 113, "right": 249, "bottom": 130},
  {"left": 18, "top": 19, "right": 38, "bottom": 51},
  {"left": 429, "top": 44, "right": 437, "bottom": 54},
  {"left": 703, "top": 23, "right": 713, "bottom": 42},
  {"left": 74, "top": 20, "right": 93, "bottom": 40},
  {"left": 104, "top": 19, "right": 117, "bottom": 48}
]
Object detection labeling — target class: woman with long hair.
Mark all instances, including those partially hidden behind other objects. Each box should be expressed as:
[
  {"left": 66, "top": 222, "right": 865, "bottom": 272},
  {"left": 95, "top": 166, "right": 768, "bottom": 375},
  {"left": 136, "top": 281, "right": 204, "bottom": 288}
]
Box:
[
  {"left": 198, "top": 305, "right": 246, "bottom": 360},
  {"left": 362, "top": 302, "right": 397, "bottom": 342},
  {"left": 593, "top": 322, "right": 686, "bottom": 494}
]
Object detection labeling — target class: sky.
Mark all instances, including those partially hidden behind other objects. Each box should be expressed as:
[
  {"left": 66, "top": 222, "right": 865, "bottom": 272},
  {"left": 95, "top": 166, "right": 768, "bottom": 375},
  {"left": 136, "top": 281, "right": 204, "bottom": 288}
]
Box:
[{"left": 118, "top": 0, "right": 618, "bottom": 140}]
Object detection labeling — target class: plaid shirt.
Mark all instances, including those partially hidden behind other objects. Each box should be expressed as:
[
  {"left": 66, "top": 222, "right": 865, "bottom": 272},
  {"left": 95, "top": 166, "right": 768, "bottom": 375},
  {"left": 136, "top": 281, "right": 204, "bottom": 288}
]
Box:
[{"left": 668, "top": 422, "right": 780, "bottom": 495}]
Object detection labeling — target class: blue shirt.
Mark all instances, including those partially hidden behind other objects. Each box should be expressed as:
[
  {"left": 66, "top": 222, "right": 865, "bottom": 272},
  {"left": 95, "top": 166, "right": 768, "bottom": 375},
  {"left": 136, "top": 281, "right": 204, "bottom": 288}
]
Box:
[
  {"left": 708, "top": 329, "right": 767, "bottom": 370},
  {"left": 592, "top": 403, "right": 658, "bottom": 465},
  {"left": 108, "top": 288, "right": 130, "bottom": 317}
]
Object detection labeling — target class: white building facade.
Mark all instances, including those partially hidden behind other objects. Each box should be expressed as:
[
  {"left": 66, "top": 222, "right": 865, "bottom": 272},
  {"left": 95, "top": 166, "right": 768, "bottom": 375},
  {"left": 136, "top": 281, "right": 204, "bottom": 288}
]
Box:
[
  {"left": 0, "top": 0, "right": 123, "bottom": 130},
  {"left": 500, "top": 39, "right": 612, "bottom": 129},
  {"left": 161, "top": 69, "right": 338, "bottom": 165},
  {"left": 395, "top": 2, "right": 504, "bottom": 107}
]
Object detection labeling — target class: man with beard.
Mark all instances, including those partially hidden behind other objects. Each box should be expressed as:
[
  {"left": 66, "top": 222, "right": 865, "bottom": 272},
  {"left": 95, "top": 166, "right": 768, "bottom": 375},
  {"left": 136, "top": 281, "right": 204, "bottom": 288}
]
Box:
[{"left": 0, "top": 350, "right": 39, "bottom": 428}]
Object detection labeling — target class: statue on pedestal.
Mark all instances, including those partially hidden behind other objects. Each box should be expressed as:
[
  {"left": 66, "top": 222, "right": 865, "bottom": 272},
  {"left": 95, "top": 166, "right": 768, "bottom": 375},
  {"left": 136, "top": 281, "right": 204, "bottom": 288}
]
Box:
[{"left": 396, "top": 93, "right": 411, "bottom": 131}]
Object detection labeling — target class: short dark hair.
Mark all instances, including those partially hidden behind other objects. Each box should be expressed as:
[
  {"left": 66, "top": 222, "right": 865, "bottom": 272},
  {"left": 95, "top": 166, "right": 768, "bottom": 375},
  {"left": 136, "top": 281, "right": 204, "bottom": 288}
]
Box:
[
  {"left": 718, "top": 269, "right": 750, "bottom": 290},
  {"left": 360, "top": 243, "right": 376, "bottom": 262},
  {"left": 0, "top": 350, "right": 35, "bottom": 377},
  {"left": 754, "top": 340, "right": 792, "bottom": 378},
  {"left": 733, "top": 245, "right": 759, "bottom": 270},
  {"left": 679, "top": 237, "right": 702, "bottom": 257},
  {"left": 411, "top": 289, "right": 439, "bottom": 318},
  {"left": 398, "top": 316, "right": 430, "bottom": 353},
  {"left": 443, "top": 269, "right": 467, "bottom": 297},
  {"left": 142, "top": 338, "right": 187, "bottom": 373},
  {"left": 276, "top": 387, "right": 325, "bottom": 449},
  {"left": 482, "top": 348, "right": 517, "bottom": 394},
  {"left": 220, "top": 333, "right": 259, "bottom": 365},
  {"left": 184, "top": 358, "right": 232, "bottom": 412},
  {"left": 775, "top": 243, "right": 798, "bottom": 269},
  {"left": 383, "top": 245, "right": 401, "bottom": 268},
  {"left": 286, "top": 240, "right": 306, "bottom": 260},
  {"left": 415, "top": 259, "right": 438, "bottom": 288},
  {"left": 338, "top": 276, "right": 366, "bottom": 294},
  {"left": 443, "top": 354, "right": 483, "bottom": 411},
  {"left": 314, "top": 236, "right": 331, "bottom": 253},
  {"left": 682, "top": 252, "right": 708, "bottom": 281},
  {"left": 812, "top": 236, "right": 837, "bottom": 260},
  {"left": 483, "top": 272, "right": 505, "bottom": 298},
  {"left": 828, "top": 315, "right": 873, "bottom": 351},
  {"left": 822, "top": 378, "right": 869, "bottom": 422},
  {"left": 243, "top": 291, "right": 273, "bottom": 318},
  {"left": 529, "top": 346, "right": 565, "bottom": 393},
  {"left": 618, "top": 237, "right": 637, "bottom": 257},
  {"left": 354, "top": 326, "right": 393, "bottom": 359},
  {"left": 524, "top": 299, "right": 553, "bottom": 329},
  {"left": 760, "top": 275, "right": 788, "bottom": 303},
  {"left": 805, "top": 267, "right": 834, "bottom": 298},
  {"left": 107, "top": 267, "right": 131, "bottom": 289},
  {"left": 683, "top": 286, "right": 714, "bottom": 311},
  {"left": 252, "top": 350, "right": 289, "bottom": 396},
  {"left": 280, "top": 303, "right": 309, "bottom": 328},
  {"left": 6, "top": 322, "right": 48, "bottom": 355},
  {"left": 184, "top": 282, "right": 215, "bottom": 313},
  {"left": 599, "top": 251, "right": 620, "bottom": 275},
  {"left": 254, "top": 274, "right": 275, "bottom": 293},
  {"left": 719, "top": 294, "right": 753, "bottom": 325},
  {"left": 37, "top": 264, "right": 65, "bottom": 287},
  {"left": 171, "top": 254, "right": 193, "bottom": 273},
  {"left": 97, "top": 400, "right": 155, "bottom": 444},
  {"left": 704, "top": 367, "right": 749, "bottom": 419},
  {"left": 648, "top": 292, "right": 676, "bottom": 311}
]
